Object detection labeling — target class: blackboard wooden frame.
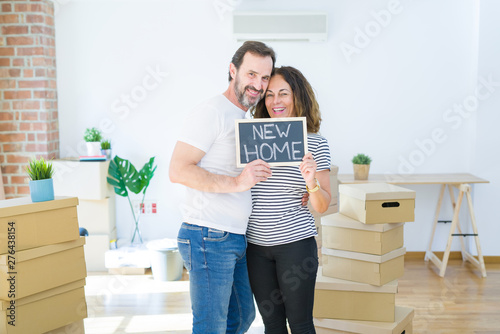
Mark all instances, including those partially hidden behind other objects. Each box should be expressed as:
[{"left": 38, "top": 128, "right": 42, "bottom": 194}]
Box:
[{"left": 235, "top": 117, "right": 308, "bottom": 168}]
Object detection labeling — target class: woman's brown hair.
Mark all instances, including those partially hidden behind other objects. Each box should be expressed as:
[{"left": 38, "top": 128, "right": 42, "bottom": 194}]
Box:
[{"left": 252, "top": 66, "right": 322, "bottom": 133}]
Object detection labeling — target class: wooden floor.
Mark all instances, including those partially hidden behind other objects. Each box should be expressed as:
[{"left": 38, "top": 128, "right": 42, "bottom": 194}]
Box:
[
  {"left": 396, "top": 259, "right": 500, "bottom": 334},
  {"left": 83, "top": 259, "right": 500, "bottom": 334}
]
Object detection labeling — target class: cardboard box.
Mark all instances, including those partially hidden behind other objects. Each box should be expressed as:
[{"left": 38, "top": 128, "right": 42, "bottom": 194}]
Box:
[
  {"left": 314, "top": 306, "right": 414, "bottom": 334},
  {"left": 314, "top": 268, "right": 397, "bottom": 322},
  {"left": 322, "top": 247, "right": 406, "bottom": 286},
  {"left": 0, "top": 238, "right": 87, "bottom": 300},
  {"left": 52, "top": 159, "right": 112, "bottom": 200},
  {"left": 78, "top": 197, "right": 116, "bottom": 234},
  {"left": 0, "top": 279, "right": 87, "bottom": 334},
  {"left": 84, "top": 230, "right": 116, "bottom": 272},
  {"left": 0, "top": 197, "right": 80, "bottom": 254},
  {"left": 43, "top": 319, "right": 85, "bottom": 334},
  {"left": 339, "top": 183, "right": 415, "bottom": 224},
  {"left": 322, "top": 213, "right": 404, "bottom": 255}
]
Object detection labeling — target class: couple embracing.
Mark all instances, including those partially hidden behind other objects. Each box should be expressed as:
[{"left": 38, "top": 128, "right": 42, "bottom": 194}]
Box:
[{"left": 169, "top": 41, "right": 331, "bottom": 334}]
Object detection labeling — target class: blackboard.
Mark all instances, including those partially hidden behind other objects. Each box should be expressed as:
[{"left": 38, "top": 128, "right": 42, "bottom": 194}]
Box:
[{"left": 235, "top": 117, "right": 308, "bottom": 167}]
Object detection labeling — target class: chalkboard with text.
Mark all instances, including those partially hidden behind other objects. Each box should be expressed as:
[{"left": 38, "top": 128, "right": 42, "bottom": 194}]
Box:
[{"left": 235, "top": 117, "right": 308, "bottom": 168}]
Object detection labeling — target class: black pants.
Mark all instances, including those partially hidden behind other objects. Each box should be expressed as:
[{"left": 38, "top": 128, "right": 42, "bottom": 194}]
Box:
[{"left": 247, "top": 237, "right": 318, "bottom": 334}]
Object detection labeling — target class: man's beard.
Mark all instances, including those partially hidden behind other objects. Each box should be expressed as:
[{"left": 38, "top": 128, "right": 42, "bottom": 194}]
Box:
[{"left": 234, "top": 75, "right": 263, "bottom": 109}]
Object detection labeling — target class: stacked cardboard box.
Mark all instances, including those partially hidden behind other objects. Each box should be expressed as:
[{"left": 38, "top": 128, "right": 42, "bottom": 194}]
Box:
[
  {"left": 314, "top": 183, "right": 416, "bottom": 333},
  {"left": 0, "top": 197, "right": 88, "bottom": 334},
  {"left": 53, "top": 159, "right": 116, "bottom": 271},
  {"left": 314, "top": 306, "right": 414, "bottom": 334},
  {"left": 44, "top": 319, "right": 85, "bottom": 334}
]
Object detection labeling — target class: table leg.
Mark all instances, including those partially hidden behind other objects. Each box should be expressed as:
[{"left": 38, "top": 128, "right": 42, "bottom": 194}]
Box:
[
  {"left": 464, "top": 186, "right": 487, "bottom": 277},
  {"left": 439, "top": 185, "right": 465, "bottom": 277},
  {"left": 425, "top": 184, "right": 446, "bottom": 261},
  {"left": 448, "top": 185, "right": 467, "bottom": 260}
]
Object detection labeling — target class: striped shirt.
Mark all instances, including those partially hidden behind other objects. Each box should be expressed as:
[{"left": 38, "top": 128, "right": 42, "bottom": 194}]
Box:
[{"left": 247, "top": 133, "right": 331, "bottom": 246}]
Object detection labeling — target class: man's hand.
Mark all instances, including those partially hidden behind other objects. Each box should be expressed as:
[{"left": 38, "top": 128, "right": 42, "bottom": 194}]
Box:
[
  {"left": 301, "top": 192, "right": 310, "bottom": 207},
  {"left": 235, "top": 159, "right": 272, "bottom": 192}
]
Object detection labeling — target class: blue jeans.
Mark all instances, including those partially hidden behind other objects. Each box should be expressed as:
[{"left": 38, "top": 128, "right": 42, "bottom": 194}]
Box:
[{"left": 177, "top": 222, "right": 255, "bottom": 334}]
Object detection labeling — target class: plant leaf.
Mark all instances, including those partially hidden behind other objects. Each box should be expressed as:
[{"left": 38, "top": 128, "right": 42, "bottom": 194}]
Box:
[
  {"left": 107, "top": 156, "right": 131, "bottom": 197},
  {"left": 107, "top": 156, "right": 156, "bottom": 197},
  {"left": 26, "top": 157, "right": 54, "bottom": 180},
  {"left": 138, "top": 157, "right": 157, "bottom": 194}
]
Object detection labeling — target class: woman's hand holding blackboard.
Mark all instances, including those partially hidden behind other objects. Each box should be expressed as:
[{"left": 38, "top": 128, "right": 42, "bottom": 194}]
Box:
[
  {"left": 300, "top": 153, "right": 317, "bottom": 187},
  {"left": 300, "top": 153, "right": 332, "bottom": 214},
  {"left": 235, "top": 159, "right": 272, "bottom": 192}
]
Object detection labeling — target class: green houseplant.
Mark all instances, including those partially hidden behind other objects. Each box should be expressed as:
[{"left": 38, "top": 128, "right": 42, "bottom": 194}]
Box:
[
  {"left": 352, "top": 153, "right": 372, "bottom": 180},
  {"left": 100, "top": 139, "right": 112, "bottom": 160},
  {"left": 107, "top": 156, "right": 157, "bottom": 244},
  {"left": 83, "top": 127, "right": 103, "bottom": 156},
  {"left": 26, "top": 157, "right": 55, "bottom": 202}
]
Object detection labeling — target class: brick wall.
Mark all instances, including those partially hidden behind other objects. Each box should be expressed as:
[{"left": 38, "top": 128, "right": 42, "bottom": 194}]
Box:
[{"left": 0, "top": 0, "right": 59, "bottom": 199}]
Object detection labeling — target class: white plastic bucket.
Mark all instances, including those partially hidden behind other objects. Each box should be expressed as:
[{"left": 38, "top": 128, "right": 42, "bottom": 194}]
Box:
[{"left": 146, "top": 239, "right": 183, "bottom": 281}]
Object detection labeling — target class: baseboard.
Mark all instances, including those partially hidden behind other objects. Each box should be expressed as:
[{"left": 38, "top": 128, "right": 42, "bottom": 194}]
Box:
[{"left": 405, "top": 251, "right": 500, "bottom": 264}]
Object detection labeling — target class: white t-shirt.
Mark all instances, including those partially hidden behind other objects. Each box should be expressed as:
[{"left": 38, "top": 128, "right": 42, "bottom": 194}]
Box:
[{"left": 177, "top": 94, "right": 252, "bottom": 235}]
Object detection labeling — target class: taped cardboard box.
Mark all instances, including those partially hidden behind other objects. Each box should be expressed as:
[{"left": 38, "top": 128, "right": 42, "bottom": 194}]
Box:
[
  {"left": 43, "top": 319, "right": 85, "bottom": 334},
  {"left": 0, "top": 237, "right": 87, "bottom": 300},
  {"left": 314, "top": 267, "right": 397, "bottom": 322},
  {"left": 0, "top": 279, "right": 87, "bottom": 334},
  {"left": 0, "top": 197, "right": 80, "bottom": 255},
  {"left": 339, "top": 183, "right": 415, "bottom": 224},
  {"left": 52, "top": 159, "right": 112, "bottom": 200},
  {"left": 314, "top": 306, "right": 413, "bottom": 334},
  {"left": 78, "top": 197, "right": 116, "bottom": 235},
  {"left": 322, "top": 213, "right": 404, "bottom": 255},
  {"left": 314, "top": 199, "right": 338, "bottom": 251},
  {"left": 322, "top": 247, "right": 405, "bottom": 286}
]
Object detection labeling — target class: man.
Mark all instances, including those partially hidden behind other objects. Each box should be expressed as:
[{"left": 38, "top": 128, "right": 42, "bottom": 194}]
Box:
[{"left": 169, "top": 41, "right": 275, "bottom": 333}]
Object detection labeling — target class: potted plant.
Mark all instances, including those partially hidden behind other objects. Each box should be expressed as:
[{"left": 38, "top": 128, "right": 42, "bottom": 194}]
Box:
[
  {"left": 107, "top": 156, "right": 157, "bottom": 244},
  {"left": 101, "top": 139, "right": 112, "bottom": 160},
  {"left": 352, "top": 153, "right": 372, "bottom": 180},
  {"left": 26, "top": 157, "right": 55, "bottom": 202},
  {"left": 83, "top": 127, "right": 103, "bottom": 156}
]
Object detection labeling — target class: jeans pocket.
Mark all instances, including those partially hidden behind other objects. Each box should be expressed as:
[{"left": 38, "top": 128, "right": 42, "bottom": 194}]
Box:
[
  {"left": 205, "top": 228, "right": 229, "bottom": 242},
  {"left": 177, "top": 238, "right": 191, "bottom": 271}
]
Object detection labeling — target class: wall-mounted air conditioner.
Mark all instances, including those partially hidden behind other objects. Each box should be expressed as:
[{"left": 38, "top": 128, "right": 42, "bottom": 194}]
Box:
[{"left": 232, "top": 11, "right": 328, "bottom": 42}]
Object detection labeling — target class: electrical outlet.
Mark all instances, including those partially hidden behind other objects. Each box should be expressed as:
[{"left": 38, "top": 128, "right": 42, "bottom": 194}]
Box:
[
  {"left": 147, "top": 200, "right": 157, "bottom": 214},
  {"left": 132, "top": 200, "right": 141, "bottom": 215},
  {"left": 134, "top": 200, "right": 158, "bottom": 214}
]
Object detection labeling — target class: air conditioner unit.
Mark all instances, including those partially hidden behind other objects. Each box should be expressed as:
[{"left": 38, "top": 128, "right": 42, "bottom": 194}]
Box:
[{"left": 232, "top": 11, "right": 328, "bottom": 42}]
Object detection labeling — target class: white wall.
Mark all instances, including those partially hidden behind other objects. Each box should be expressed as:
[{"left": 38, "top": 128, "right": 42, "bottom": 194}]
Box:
[
  {"left": 55, "top": 0, "right": 499, "bottom": 255},
  {"left": 472, "top": 0, "right": 500, "bottom": 256}
]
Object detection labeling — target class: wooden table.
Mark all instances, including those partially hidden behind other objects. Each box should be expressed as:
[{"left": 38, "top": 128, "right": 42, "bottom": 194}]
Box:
[{"left": 337, "top": 173, "right": 489, "bottom": 277}]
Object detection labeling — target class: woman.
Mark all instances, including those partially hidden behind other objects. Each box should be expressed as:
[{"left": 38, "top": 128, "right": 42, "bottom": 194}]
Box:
[{"left": 247, "top": 66, "right": 331, "bottom": 333}]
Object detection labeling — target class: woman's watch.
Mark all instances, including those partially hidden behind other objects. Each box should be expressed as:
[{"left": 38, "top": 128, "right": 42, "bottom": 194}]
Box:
[{"left": 306, "top": 178, "right": 320, "bottom": 193}]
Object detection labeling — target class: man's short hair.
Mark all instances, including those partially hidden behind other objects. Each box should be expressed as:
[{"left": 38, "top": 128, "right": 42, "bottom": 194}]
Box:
[{"left": 228, "top": 41, "right": 276, "bottom": 82}]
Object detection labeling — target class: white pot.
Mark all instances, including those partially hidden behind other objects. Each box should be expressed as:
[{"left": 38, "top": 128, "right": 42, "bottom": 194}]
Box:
[{"left": 86, "top": 142, "right": 102, "bottom": 156}]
